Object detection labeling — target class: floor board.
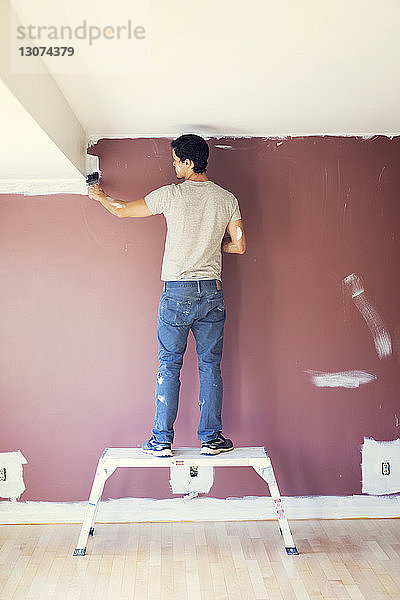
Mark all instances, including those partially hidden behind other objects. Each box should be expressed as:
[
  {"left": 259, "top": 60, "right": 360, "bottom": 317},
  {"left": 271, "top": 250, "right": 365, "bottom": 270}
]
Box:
[{"left": 0, "top": 519, "right": 399, "bottom": 600}]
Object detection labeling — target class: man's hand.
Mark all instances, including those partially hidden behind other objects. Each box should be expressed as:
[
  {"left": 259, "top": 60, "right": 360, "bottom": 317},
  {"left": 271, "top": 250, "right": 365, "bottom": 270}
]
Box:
[
  {"left": 87, "top": 184, "right": 124, "bottom": 217},
  {"left": 88, "top": 183, "right": 107, "bottom": 202}
]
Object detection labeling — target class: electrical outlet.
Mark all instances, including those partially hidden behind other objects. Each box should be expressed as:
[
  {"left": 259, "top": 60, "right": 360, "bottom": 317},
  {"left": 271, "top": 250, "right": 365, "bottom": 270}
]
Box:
[
  {"left": 0, "top": 467, "right": 6, "bottom": 482},
  {"left": 382, "top": 461, "right": 391, "bottom": 476}
]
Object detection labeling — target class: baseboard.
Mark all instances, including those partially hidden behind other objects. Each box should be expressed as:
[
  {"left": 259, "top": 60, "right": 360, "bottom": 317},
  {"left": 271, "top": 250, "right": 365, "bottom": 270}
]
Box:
[{"left": 0, "top": 495, "right": 399, "bottom": 524}]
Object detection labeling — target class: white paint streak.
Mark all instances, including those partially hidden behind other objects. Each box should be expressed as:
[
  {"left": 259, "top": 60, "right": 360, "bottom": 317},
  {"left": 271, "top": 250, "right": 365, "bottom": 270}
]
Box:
[
  {"left": 344, "top": 273, "right": 392, "bottom": 359},
  {"left": 344, "top": 272, "right": 365, "bottom": 297},
  {"left": 79, "top": 200, "right": 101, "bottom": 246},
  {"left": 305, "top": 370, "right": 376, "bottom": 388},
  {"left": 110, "top": 201, "right": 124, "bottom": 209},
  {"left": 215, "top": 145, "right": 232, "bottom": 149},
  {"left": 362, "top": 437, "right": 400, "bottom": 495},
  {"left": 157, "top": 395, "right": 166, "bottom": 405},
  {"left": 183, "top": 492, "right": 199, "bottom": 500},
  {"left": 236, "top": 226, "right": 242, "bottom": 241},
  {"left": 157, "top": 374, "right": 164, "bottom": 385}
]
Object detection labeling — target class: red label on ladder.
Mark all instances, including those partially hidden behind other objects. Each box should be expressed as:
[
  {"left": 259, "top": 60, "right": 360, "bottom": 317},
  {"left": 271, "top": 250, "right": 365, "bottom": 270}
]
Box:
[{"left": 274, "top": 498, "right": 286, "bottom": 519}]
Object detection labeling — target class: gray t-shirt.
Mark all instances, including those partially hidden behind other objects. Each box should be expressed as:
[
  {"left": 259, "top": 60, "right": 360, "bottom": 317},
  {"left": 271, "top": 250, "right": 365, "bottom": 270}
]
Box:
[{"left": 144, "top": 180, "right": 241, "bottom": 281}]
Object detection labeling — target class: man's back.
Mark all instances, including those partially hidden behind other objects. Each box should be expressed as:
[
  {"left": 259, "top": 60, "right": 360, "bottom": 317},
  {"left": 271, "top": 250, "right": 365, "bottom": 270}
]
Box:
[{"left": 144, "top": 179, "right": 241, "bottom": 281}]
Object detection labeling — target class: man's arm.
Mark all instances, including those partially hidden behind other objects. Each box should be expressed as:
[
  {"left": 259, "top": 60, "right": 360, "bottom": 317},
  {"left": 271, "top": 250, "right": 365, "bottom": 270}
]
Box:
[
  {"left": 222, "top": 219, "right": 247, "bottom": 254},
  {"left": 88, "top": 184, "right": 153, "bottom": 218}
]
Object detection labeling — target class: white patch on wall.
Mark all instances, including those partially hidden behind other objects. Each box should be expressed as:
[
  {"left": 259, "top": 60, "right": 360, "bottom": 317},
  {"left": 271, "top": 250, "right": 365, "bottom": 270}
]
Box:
[
  {"left": 343, "top": 273, "right": 392, "bottom": 359},
  {"left": 169, "top": 465, "right": 214, "bottom": 495},
  {"left": 362, "top": 437, "right": 400, "bottom": 495},
  {"left": 0, "top": 451, "right": 27, "bottom": 501},
  {"left": 305, "top": 370, "right": 376, "bottom": 388}
]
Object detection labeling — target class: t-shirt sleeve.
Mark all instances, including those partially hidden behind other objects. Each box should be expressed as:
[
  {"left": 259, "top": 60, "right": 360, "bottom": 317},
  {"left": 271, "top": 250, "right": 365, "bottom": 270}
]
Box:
[
  {"left": 229, "top": 193, "right": 242, "bottom": 222},
  {"left": 144, "top": 185, "right": 172, "bottom": 215}
]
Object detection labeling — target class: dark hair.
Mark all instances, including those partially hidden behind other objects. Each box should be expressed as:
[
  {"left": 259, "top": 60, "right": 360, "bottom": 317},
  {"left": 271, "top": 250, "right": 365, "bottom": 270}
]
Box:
[{"left": 171, "top": 134, "right": 209, "bottom": 173}]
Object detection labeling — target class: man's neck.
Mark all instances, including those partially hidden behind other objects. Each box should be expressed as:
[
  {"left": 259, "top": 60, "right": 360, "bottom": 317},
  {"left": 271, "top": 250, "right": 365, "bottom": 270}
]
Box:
[{"left": 185, "top": 173, "right": 209, "bottom": 182}]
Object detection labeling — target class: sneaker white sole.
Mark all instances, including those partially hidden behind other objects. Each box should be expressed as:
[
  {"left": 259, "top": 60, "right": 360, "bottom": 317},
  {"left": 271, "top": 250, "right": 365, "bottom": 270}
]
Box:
[
  {"left": 200, "top": 446, "right": 234, "bottom": 455},
  {"left": 141, "top": 448, "right": 172, "bottom": 457}
]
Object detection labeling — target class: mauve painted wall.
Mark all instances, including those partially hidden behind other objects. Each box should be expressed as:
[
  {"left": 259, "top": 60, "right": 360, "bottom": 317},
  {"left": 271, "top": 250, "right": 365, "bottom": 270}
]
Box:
[{"left": 1, "top": 136, "right": 400, "bottom": 502}]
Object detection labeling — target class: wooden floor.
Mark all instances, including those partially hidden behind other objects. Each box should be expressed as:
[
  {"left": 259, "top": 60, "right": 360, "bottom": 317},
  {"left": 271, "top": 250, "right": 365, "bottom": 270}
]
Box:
[{"left": 0, "top": 519, "right": 400, "bottom": 599}]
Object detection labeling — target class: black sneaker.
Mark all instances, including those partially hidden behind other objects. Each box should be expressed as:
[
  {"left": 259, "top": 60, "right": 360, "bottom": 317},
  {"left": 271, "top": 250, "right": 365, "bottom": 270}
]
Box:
[
  {"left": 141, "top": 436, "right": 172, "bottom": 457},
  {"left": 200, "top": 433, "right": 234, "bottom": 455}
]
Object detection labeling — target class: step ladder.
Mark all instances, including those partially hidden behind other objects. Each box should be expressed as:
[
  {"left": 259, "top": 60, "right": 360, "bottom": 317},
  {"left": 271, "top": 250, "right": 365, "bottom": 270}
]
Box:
[{"left": 73, "top": 447, "right": 298, "bottom": 556}]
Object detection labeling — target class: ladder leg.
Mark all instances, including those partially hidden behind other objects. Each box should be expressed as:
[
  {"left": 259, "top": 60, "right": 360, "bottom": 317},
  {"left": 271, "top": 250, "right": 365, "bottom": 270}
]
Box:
[
  {"left": 73, "top": 463, "right": 114, "bottom": 556},
  {"left": 253, "top": 458, "right": 299, "bottom": 556},
  {"left": 88, "top": 470, "right": 109, "bottom": 536}
]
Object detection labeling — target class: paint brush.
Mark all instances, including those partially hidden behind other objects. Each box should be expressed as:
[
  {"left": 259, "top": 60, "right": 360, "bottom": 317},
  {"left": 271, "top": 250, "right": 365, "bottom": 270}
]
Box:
[{"left": 86, "top": 171, "right": 100, "bottom": 186}]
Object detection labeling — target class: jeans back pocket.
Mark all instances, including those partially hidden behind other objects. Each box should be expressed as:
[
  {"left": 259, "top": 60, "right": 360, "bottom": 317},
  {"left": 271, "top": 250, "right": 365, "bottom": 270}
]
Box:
[
  {"left": 202, "top": 296, "right": 226, "bottom": 322},
  {"left": 160, "top": 295, "right": 194, "bottom": 326}
]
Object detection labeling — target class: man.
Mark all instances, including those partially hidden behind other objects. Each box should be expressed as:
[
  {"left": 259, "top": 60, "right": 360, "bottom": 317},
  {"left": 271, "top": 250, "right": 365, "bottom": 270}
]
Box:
[{"left": 88, "top": 134, "right": 246, "bottom": 457}]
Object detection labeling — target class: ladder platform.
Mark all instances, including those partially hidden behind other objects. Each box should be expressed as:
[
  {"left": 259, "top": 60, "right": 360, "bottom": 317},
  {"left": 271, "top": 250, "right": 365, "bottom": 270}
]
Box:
[
  {"left": 73, "top": 446, "right": 298, "bottom": 557},
  {"left": 100, "top": 446, "right": 269, "bottom": 468}
]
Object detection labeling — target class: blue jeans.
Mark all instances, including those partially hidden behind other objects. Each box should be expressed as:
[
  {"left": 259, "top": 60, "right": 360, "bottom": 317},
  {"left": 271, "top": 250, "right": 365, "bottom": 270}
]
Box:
[{"left": 152, "top": 280, "right": 226, "bottom": 443}]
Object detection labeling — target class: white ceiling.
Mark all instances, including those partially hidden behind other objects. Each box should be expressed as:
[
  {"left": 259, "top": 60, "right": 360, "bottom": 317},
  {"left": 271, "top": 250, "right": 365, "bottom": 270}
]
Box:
[{"left": 1, "top": 0, "right": 400, "bottom": 191}]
